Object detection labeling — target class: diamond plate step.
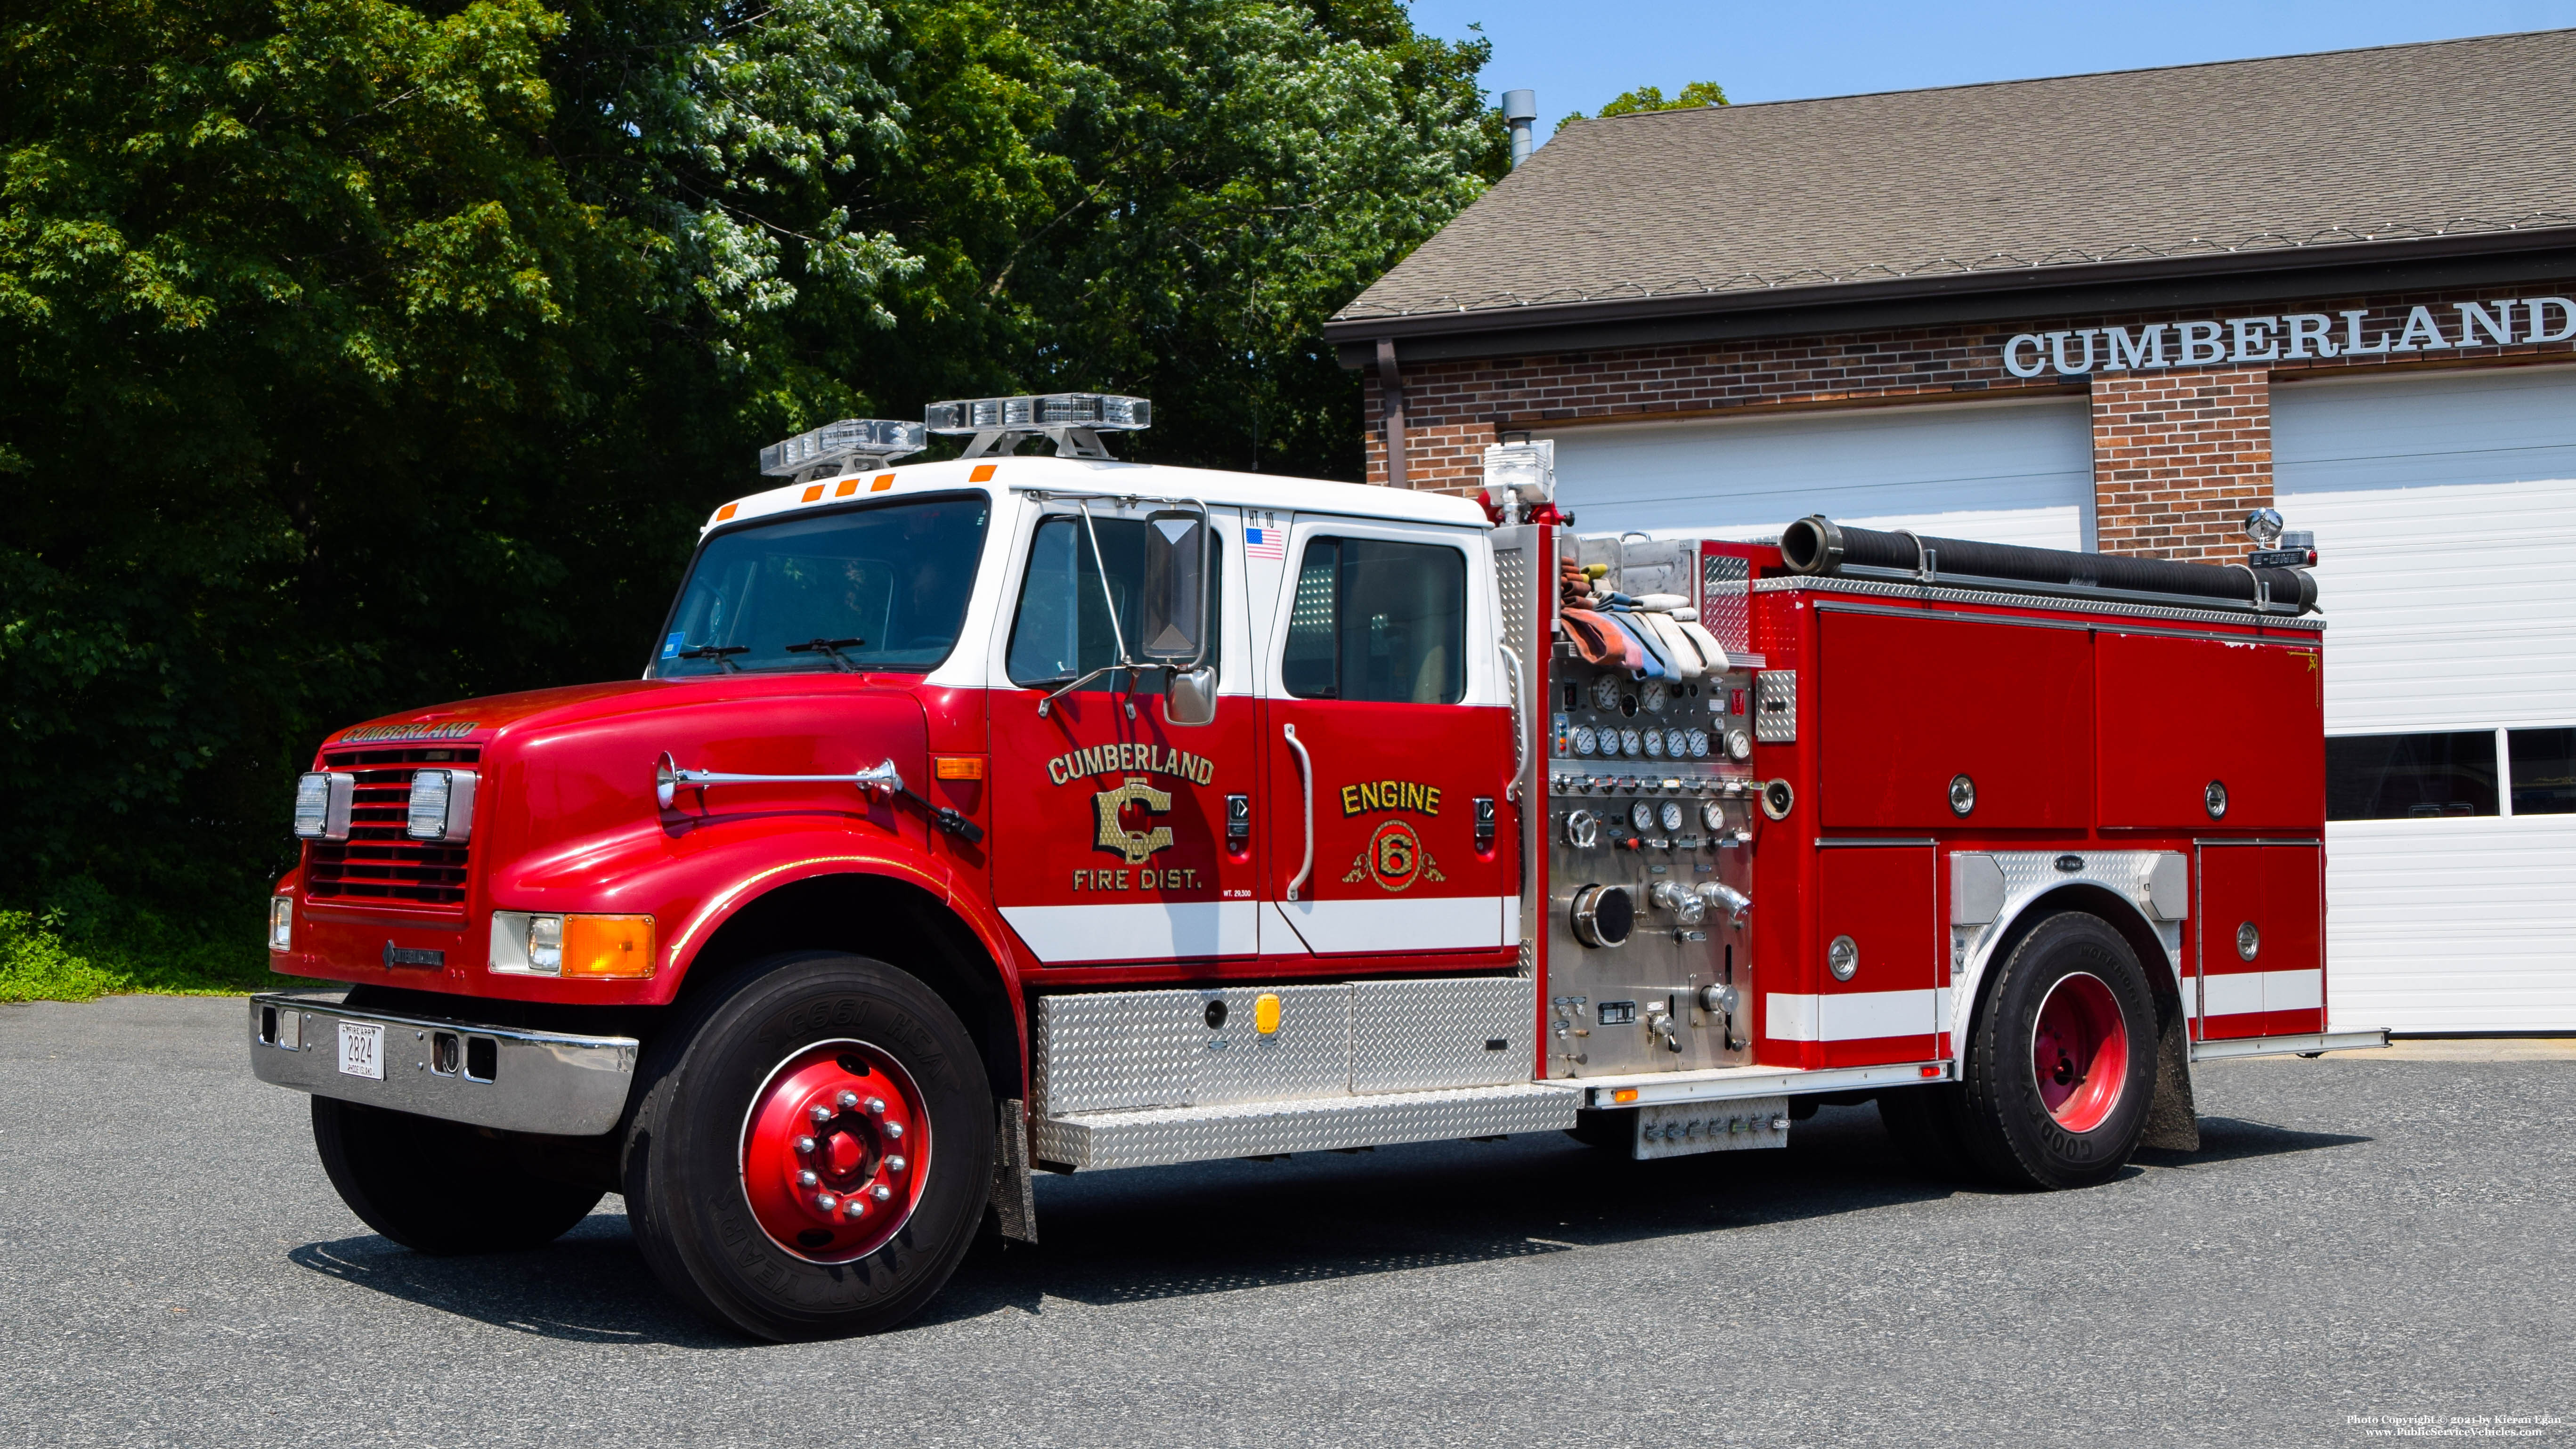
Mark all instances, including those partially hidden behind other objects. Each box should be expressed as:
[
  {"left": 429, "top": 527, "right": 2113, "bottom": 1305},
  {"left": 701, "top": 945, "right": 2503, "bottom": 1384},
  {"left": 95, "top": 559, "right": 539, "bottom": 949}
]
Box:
[{"left": 1034, "top": 1082, "right": 1578, "bottom": 1172}]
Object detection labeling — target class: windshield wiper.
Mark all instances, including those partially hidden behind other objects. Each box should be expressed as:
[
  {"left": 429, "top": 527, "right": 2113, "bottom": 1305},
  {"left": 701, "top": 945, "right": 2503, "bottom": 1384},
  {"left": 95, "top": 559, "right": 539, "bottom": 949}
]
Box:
[
  {"left": 783, "top": 637, "right": 866, "bottom": 672},
  {"left": 674, "top": 644, "right": 748, "bottom": 673}
]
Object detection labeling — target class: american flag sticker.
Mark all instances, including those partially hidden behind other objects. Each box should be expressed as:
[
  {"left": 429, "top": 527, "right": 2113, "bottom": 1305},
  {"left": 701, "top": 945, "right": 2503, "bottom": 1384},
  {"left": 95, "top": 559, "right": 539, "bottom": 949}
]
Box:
[{"left": 1244, "top": 525, "right": 1285, "bottom": 560}]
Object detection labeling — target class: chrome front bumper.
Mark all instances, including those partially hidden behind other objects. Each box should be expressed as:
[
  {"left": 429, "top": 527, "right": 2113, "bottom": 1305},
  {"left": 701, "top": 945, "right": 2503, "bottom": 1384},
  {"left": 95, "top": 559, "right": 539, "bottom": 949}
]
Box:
[{"left": 248, "top": 990, "right": 639, "bottom": 1136}]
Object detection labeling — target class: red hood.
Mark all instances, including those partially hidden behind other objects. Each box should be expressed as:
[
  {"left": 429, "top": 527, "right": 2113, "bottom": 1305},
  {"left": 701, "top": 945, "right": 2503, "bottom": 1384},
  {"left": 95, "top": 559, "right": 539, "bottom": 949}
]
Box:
[{"left": 328, "top": 680, "right": 673, "bottom": 747}]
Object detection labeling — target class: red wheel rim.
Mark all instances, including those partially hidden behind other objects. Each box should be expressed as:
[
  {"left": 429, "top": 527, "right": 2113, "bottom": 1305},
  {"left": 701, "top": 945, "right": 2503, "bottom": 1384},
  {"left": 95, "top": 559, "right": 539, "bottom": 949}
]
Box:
[
  {"left": 739, "top": 1039, "right": 930, "bottom": 1263},
  {"left": 2030, "top": 972, "right": 2128, "bottom": 1133}
]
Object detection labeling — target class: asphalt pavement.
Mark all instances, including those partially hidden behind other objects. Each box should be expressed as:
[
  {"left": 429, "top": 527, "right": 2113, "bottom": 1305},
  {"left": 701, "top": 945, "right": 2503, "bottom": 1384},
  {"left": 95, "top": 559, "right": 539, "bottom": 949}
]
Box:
[{"left": 3, "top": 995, "right": 2569, "bottom": 1448}]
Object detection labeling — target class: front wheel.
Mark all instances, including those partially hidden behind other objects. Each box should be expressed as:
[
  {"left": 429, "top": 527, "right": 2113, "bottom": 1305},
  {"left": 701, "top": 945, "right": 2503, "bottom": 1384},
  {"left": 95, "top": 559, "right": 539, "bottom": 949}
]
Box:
[
  {"left": 621, "top": 953, "right": 995, "bottom": 1340},
  {"left": 1955, "top": 912, "right": 2158, "bottom": 1189}
]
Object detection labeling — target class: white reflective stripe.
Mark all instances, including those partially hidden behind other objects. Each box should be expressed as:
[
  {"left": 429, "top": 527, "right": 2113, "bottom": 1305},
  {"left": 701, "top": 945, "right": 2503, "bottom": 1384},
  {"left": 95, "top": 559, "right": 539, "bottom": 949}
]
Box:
[
  {"left": 2267, "top": 968, "right": 2324, "bottom": 1012},
  {"left": 1767, "top": 990, "right": 1942, "bottom": 1042},
  {"left": 2184, "top": 967, "right": 2328, "bottom": 1014},
  {"left": 1272, "top": 895, "right": 1508, "bottom": 954},
  {"left": 1766, "top": 992, "right": 1820, "bottom": 1042},
  {"left": 2200, "top": 969, "right": 2323, "bottom": 1016},
  {"left": 999, "top": 902, "right": 1257, "bottom": 963}
]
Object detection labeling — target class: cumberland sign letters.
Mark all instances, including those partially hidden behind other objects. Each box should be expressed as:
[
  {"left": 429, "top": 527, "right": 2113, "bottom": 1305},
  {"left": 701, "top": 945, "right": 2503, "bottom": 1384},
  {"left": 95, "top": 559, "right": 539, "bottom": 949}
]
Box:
[{"left": 2002, "top": 296, "right": 2576, "bottom": 379}]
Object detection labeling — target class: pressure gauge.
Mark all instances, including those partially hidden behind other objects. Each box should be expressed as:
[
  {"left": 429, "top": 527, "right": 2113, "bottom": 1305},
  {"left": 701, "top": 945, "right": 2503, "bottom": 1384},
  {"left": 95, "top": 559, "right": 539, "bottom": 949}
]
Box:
[
  {"left": 1642, "top": 729, "right": 1665, "bottom": 758},
  {"left": 1687, "top": 729, "right": 1712, "bottom": 759},
  {"left": 1640, "top": 680, "right": 1670, "bottom": 714},
  {"left": 1591, "top": 675, "right": 1624, "bottom": 712},
  {"left": 1570, "top": 725, "right": 1598, "bottom": 757},
  {"left": 1667, "top": 729, "right": 1691, "bottom": 759},
  {"left": 1619, "top": 729, "right": 1643, "bottom": 757},
  {"left": 1726, "top": 728, "right": 1753, "bottom": 761},
  {"left": 1630, "top": 801, "right": 1657, "bottom": 833},
  {"left": 1658, "top": 801, "right": 1685, "bottom": 833},
  {"left": 1702, "top": 800, "right": 1727, "bottom": 831}
]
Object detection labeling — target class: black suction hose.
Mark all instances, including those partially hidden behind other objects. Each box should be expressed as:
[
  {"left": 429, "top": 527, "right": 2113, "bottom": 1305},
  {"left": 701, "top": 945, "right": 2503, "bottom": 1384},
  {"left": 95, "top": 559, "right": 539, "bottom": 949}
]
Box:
[{"left": 1778, "top": 515, "right": 2317, "bottom": 614}]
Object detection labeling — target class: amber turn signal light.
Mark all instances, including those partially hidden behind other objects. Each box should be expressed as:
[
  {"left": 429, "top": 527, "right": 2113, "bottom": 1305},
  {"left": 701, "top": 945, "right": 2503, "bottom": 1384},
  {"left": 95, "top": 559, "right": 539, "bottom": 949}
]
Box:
[{"left": 561, "top": 915, "right": 657, "bottom": 979}]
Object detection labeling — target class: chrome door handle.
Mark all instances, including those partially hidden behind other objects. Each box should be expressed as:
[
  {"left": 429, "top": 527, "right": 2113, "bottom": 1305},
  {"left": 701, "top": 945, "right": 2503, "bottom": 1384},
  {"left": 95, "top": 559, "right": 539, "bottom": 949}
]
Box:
[{"left": 1283, "top": 721, "right": 1314, "bottom": 901}]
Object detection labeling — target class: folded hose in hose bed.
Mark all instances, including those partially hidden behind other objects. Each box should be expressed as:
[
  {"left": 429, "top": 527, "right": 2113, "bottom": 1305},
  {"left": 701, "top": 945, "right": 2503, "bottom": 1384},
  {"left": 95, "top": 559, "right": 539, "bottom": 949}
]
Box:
[{"left": 1777, "top": 515, "right": 2317, "bottom": 614}]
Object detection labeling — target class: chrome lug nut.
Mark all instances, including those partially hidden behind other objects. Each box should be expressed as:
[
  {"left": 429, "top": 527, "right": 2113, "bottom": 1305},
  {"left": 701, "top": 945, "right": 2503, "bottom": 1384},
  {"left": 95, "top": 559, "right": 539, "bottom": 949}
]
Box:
[
  {"left": 809, "top": 1105, "right": 832, "bottom": 1125},
  {"left": 870, "top": 1184, "right": 892, "bottom": 1202},
  {"left": 842, "top": 1198, "right": 867, "bottom": 1219},
  {"left": 883, "top": 1122, "right": 904, "bottom": 1140},
  {"left": 797, "top": 1170, "right": 819, "bottom": 1188},
  {"left": 794, "top": 1135, "right": 817, "bottom": 1155},
  {"left": 885, "top": 1155, "right": 907, "bottom": 1173},
  {"left": 864, "top": 1097, "right": 886, "bottom": 1116},
  {"left": 814, "top": 1193, "right": 839, "bottom": 1213},
  {"left": 836, "top": 1089, "right": 860, "bottom": 1109}
]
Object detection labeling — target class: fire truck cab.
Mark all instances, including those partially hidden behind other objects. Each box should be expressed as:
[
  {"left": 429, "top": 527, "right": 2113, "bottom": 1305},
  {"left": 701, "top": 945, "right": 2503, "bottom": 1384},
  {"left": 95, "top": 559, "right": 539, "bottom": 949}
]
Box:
[{"left": 249, "top": 397, "right": 2383, "bottom": 1339}]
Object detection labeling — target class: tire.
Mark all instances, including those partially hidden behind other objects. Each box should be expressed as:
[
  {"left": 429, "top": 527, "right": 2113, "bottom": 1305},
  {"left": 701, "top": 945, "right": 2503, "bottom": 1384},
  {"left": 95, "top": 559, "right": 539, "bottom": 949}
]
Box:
[
  {"left": 620, "top": 952, "right": 994, "bottom": 1341},
  {"left": 311, "top": 1096, "right": 604, "bottom": 1254},
  {"left": 1955, "top": 911, "right": 2159, "bottom": 1189}
]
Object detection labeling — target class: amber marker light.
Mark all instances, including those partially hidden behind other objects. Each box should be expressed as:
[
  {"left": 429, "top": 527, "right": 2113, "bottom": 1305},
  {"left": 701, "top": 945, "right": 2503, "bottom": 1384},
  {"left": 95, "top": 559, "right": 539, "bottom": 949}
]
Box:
[
  {"left": 1611, "top": 1088, "right": 1640, "bottom": 1104},
  {"left": 560, "top": 915, "right": 657, "bottom": 979},
  {"left": 934, "top": 756, "right": 985, "bottom": 781}
]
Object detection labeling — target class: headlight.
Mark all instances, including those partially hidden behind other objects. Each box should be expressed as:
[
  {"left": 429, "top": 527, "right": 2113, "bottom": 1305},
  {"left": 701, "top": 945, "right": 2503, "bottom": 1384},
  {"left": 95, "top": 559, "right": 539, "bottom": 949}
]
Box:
[
  {"left": 268, "top": 897, "right": 293, "bottom": 952},
  {"left": 489, "top": 911, "right": 655, "bottom": 979},
  {"left": 292, "top": 772, "right": 354, "bottom": 841},
  {"left": 405, "top": 769, "right": 478, "bottom": 843}
]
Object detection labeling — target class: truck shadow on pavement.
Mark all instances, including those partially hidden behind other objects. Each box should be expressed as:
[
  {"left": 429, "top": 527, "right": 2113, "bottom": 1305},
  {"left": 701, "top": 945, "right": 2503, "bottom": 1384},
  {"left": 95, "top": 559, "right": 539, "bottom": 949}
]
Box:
[{"left": 284, "top": 1106, "right": 2368, "bottom": 1341}]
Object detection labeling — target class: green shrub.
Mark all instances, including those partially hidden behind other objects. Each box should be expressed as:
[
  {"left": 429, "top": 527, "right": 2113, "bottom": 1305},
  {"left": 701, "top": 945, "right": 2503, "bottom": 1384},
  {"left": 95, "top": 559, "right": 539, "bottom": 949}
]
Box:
[{"left": 0, "top": 878, "right": 284, "bottom": 1002}]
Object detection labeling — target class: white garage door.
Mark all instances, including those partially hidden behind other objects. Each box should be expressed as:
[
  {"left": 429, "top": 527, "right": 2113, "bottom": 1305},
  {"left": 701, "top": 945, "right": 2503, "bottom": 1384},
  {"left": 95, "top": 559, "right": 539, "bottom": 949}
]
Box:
[
  {"left": 2275, "top": 364, "right": 2576, "bottom": 1033},
  {"left": 1538, "top": 397, "right": 2096, "bottom": 549}
]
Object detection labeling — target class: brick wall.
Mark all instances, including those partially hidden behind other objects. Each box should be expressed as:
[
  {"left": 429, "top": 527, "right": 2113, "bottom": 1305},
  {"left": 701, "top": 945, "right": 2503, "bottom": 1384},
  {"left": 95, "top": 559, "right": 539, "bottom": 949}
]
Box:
[
  {"left": 1361, "top": 279, "right": 2576, "bottom": 557},
  {"left": 2089, "top": 370, "right": 2272, "bottom": 564}
]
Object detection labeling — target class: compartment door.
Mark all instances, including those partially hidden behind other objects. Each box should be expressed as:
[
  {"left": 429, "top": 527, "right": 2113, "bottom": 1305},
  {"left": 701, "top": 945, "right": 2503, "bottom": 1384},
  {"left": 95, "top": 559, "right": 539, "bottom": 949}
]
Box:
[
  {"left": 2197, "top": 843, "right": 2326, "bottom": 1039},
  {"left": 1806, "top": 845, "right": 1942, "bottom": 1067},
  {"left": 1819, "top": 609, "right": 2092, "bottom": 830},
  {"left": 2098, "top": 632, "right": 2324, "bottom": 830}
]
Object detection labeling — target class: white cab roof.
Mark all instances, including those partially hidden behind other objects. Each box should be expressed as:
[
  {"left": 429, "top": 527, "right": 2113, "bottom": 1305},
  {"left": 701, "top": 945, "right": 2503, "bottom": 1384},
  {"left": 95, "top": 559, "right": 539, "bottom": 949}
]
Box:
[{"left": 701, "top": 454, "right": 1489, "bottom": 534}]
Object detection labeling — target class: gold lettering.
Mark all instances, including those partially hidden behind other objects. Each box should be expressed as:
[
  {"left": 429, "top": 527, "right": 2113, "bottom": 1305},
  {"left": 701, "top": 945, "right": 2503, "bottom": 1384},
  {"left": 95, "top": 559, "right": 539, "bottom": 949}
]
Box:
[
  {"left": 1340, "top": 784, "right": 1360, "bottom": 816},
  {"left": 1424, "top": 785, "right": 1441, "bottom": 815}
]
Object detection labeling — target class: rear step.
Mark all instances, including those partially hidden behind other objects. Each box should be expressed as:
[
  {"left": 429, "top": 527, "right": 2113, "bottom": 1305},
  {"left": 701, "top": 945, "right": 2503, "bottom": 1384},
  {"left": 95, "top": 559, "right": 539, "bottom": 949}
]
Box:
[
  {"left": 1034, "top": 1082, "right": 1577, "bottom": 1172},
  {"left": 2191, "top": 1028, "right": 2389, "bottom": 1061}
]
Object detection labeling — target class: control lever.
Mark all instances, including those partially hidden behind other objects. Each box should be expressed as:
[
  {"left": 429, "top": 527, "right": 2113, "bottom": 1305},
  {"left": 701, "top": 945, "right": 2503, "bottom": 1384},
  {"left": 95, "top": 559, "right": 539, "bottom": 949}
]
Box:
[{"left": 1643, "top": 1002, "right": 1683, "bottom": 1054}]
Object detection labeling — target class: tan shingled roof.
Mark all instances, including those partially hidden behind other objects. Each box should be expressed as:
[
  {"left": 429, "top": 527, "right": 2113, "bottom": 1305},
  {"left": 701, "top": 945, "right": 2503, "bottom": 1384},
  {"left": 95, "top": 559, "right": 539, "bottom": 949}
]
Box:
[{"left": 1335, "top": 30, "right": 2576, "bottom": 322}]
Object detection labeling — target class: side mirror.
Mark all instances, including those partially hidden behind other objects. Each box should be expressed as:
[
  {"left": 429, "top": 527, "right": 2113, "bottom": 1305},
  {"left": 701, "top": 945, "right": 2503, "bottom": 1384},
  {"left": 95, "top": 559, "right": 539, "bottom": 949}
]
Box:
[
  {"left": 1164, "top": 665, "right": 1218, "bottom": 727},
  {"left": 1138, "top": 510, "right": 1209, "bottom": 665}
]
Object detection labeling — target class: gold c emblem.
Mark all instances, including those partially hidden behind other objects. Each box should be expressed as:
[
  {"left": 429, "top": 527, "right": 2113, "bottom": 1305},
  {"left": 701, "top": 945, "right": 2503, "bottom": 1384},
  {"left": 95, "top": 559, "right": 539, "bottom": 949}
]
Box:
[{"left": 1093, "top": 776, "right": 1175, "bottom": 865}]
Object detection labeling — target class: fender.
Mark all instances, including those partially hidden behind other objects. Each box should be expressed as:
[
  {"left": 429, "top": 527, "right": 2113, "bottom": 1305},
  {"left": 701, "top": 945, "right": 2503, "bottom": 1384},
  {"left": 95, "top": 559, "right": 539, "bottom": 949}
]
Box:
[{"left": 1946, "top": 850, "right": 2189, "bottom": 1051}]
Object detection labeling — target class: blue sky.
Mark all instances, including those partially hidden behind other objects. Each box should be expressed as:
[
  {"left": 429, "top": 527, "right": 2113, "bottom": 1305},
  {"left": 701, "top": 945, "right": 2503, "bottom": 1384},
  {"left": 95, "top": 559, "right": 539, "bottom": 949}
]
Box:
[{"left": 1406, "top": 0, "right": 2576, "bottom": 133}]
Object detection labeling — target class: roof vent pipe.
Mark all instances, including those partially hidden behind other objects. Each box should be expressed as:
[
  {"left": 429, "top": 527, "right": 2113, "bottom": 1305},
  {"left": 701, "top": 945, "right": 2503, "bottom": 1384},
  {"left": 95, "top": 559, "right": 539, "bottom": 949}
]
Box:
[{"left": 1502, "top": 89, "right": 1537, "bottom": 169}]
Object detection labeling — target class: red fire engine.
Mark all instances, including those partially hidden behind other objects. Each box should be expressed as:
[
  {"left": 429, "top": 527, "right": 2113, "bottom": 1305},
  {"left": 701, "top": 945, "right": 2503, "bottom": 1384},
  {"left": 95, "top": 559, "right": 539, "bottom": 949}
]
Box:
[{"left": 249, "top": 397, "right": 2383, "bottom": 1339}]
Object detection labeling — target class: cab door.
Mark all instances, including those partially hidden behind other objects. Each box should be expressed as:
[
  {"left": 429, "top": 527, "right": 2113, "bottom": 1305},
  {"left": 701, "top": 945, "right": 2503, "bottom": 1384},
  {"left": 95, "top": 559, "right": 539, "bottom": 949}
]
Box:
[
  {"left": 987, "top": 500, "right": 1262, "bottom": 966},
  {"left": 1259, "top": 516, "right": 1518, "bottom": 962}
]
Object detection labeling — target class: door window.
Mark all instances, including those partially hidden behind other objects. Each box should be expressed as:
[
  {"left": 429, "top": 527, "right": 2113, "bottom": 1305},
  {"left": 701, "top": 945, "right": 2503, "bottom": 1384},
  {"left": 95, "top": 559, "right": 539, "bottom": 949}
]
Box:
[
  {"left": 1279, "top": 537, "right": 1466, "bottom": 704},
  {"left": 1006, "top": 514, "right": 1219, "bottom": 695}
]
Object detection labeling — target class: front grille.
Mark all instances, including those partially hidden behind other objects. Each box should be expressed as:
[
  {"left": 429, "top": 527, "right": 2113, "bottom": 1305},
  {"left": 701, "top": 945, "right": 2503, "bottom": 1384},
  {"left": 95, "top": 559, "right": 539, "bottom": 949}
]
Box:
[{"left": 305, "top": 748, "right": 480, "bottom": 907}]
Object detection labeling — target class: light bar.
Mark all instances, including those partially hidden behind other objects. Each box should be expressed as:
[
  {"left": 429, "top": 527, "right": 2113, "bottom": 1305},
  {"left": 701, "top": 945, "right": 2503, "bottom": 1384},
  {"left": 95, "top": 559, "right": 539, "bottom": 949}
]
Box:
[
  {"left": 758, "top": 418, "right": 927, "bottom": 478},
  {"left": 923, "top": 393, "right": 1150, "bottom": 433}
]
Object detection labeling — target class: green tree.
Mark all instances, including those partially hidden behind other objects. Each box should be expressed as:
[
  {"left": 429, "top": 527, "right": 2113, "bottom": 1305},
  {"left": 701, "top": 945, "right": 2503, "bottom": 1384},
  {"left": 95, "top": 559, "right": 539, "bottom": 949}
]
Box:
[
  {"left": 1557, "top": 79, "right": 1727, "bottom": 132},
  {"left": 0, "top": 0, "right": 1502, "bottom": 952}
]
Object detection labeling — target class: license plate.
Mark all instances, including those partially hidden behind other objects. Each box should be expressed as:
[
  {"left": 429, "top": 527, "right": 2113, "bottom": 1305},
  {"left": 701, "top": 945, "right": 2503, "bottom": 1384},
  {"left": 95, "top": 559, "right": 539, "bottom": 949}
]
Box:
[{"left": 337, "top": 1020, "right": 385, "bottom": 1080}]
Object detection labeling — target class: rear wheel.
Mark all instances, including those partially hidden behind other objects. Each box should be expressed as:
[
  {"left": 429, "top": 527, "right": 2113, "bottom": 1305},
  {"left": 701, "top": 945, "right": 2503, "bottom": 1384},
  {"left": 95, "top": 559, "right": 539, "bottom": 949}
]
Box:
[
  {"left": 621, "top": 953, "right": 994, "bottom": 1340},
  {"left": 1956, "top": 912, "right": 2157, "bottom": 1189},
  {"left": 311, "top": 1097, "right": 603, "bottom": 1254}
]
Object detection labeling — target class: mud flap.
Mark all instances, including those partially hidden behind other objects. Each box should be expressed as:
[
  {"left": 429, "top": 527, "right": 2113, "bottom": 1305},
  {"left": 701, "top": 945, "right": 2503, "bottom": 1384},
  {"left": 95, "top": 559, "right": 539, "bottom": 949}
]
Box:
[
  {"left": 989, "top": 1097, "right": 1039, "bottom": 1243},
  {"left": 2139, "top": 1006, "right": 2201, "bottom": 1152}
]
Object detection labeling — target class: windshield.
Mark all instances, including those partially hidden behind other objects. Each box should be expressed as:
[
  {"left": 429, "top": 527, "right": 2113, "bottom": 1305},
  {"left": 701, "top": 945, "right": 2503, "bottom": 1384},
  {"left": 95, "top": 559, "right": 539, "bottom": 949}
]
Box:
[{"left": 652, "top": 494, "right": 990, "bottom": 677}]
